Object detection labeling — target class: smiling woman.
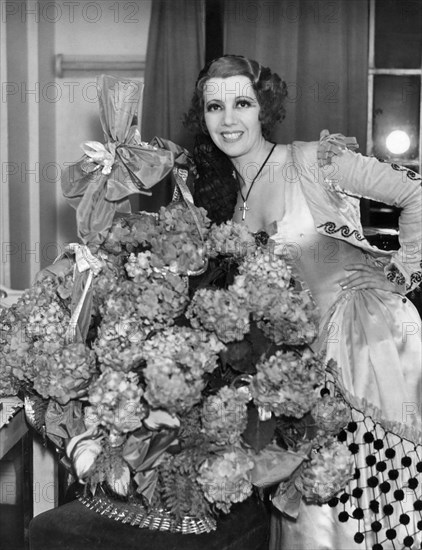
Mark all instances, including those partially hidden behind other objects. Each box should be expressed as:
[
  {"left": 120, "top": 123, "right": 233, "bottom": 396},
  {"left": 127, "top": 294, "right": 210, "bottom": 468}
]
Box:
[
  {"left": 185, "top": 54, "right": 422, "bottom": 550},
  {"left": 184, "top": 56, "right": 288, "bottom": 228},
  {"left": 203, "top": 75, "right": 263, "bottom": 156}
]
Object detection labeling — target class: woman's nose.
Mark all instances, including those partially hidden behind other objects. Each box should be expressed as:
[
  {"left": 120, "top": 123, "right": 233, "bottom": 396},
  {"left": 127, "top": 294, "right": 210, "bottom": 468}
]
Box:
[{"left": 222, "top": 107, "right": 236, "bottom": 126}]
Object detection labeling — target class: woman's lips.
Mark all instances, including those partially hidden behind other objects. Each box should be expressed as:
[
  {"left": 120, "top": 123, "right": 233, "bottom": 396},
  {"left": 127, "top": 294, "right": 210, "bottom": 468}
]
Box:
[{"left": 221, "top": 131, "right": 243, "bottom": 142}]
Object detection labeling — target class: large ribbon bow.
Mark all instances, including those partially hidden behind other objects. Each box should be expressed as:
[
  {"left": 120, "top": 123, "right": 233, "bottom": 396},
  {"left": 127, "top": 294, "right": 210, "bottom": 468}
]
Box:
[{"left": 61, "top": 75, "right": 176, "bottom": 249}]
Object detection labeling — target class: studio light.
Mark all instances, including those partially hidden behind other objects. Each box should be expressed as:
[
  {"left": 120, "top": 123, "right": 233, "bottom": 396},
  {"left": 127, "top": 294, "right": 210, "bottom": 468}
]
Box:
[{"left": 385, "top": 130, "right": 411, "bottom": 155}]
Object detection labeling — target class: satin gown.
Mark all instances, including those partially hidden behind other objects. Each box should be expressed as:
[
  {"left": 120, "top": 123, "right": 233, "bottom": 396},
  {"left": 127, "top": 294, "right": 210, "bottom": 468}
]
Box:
[{"left": 268, "top": 169, "right": 422, "bottom": 549}]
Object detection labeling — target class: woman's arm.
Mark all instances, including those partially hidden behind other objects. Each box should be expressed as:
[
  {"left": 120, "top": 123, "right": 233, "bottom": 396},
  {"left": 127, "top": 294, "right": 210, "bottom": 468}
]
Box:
[{"left": 320, "top": 147, "right": 422, "bottom": 292}]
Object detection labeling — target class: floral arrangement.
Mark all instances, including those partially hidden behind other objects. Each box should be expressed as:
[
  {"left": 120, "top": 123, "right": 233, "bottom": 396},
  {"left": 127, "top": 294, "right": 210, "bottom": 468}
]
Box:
[{"left": 0, "top": 200, "right": 355, "bottom": 528}]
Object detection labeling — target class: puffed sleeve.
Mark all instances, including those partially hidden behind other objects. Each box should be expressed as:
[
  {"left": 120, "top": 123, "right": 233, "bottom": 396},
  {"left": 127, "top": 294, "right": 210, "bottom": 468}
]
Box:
[{"left": 319, "top": 136, "right": 422, "bottom": 292}]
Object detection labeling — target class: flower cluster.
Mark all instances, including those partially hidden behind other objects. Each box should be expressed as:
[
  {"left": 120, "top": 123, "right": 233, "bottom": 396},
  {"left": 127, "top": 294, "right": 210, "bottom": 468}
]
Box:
[
  {"left": 311, "top": 394, "right": 352, "bottom": 437},
  {"left": 33, "top": 343, "right": 96, "bottom": 404},
  {"left": 232, "top": 250, "right": 317, "bottom": 345},
  {"left": 295, "top": 438, "right": 355, "bottom": 504},
  {"left": 202, "top": 386, "right": 249, "bottom": 446},
  {"left": 103, "top": 203, "right": 210, "bottom": 275},
  {"left": 187, "top": 288, "right": 250, "bottom": 343},
  {"left": 251, "top": 349, "right": 325, "bottom": 418},
  {"left": 88, "top": 369, "right": 146, "bottom": 434},
  {"left": 2, "top": 277, "right": 73, "bottom": 385},
  {"left": 0, "top": 307, "right": 20, "bottom": 396},
  {"left": 197, "top": 448, "right": 255, "bottom": 513},
  {"left": 0, "top": 201, "right": 352, "bottom": 523},
  {"left": 141, "top": 326, "right": 225, "bottom": 414},
  {"left": 206, "top": 220, "right": 257, "bottom": 259}
]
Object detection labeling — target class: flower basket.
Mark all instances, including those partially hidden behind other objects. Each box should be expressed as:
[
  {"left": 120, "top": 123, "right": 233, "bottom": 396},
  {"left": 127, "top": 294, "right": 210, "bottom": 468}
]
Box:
[{"left": 0, "top": 75, "right": 357, "bottom": 533}]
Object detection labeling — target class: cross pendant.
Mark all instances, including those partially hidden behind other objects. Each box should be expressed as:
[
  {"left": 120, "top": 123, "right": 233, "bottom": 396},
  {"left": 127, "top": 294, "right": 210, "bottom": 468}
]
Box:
[{"left": 239, "top": 202, "right": 249, "bottom": 221}]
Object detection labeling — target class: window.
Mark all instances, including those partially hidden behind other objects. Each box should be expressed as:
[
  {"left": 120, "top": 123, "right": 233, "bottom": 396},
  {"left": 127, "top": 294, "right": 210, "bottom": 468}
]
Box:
[{"left": 366, "top": 0, "right": 421, "bottom": 229}]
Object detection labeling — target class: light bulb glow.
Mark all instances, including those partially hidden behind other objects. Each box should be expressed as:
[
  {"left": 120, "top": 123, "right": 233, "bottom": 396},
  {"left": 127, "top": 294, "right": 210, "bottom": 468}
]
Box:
[{"left": 386, "top": 130, "right": 410, "bottom": 155}]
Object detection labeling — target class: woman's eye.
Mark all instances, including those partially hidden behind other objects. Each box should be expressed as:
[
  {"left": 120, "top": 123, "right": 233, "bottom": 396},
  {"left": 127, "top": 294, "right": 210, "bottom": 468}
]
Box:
[
  {"left": 236, "top": 100, "right": 252, "bottom": 108},
  {"left": 206, "top": 103, "right": 221, "bottom": 112}
]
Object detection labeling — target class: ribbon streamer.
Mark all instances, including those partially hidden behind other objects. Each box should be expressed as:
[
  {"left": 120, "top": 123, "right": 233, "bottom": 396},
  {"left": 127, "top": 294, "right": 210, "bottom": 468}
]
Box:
[{"left": 58, "top": 244, "right": 103, "bottom": 344}]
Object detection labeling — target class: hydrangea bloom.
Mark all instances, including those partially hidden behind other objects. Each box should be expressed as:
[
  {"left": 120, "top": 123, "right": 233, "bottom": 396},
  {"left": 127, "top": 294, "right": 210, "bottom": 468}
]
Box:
[
  {"left": 295, "top": 439, "right": 355, "bottom": 504},
  {"left": 157, "top": 202, "right": 210, "bottom": 235},
  {"left": 186, "top": 288, "right": 250, "bottom": 343},
  {"left": 197, "top": 448, "right": 255, "bottom": 513},
  {"left": 311, "top": 395, "right": 352, "bottom": 436},
  {"left": 206, "top": 220, "right": 257, "bottom": 258},
  {"left": 251, "top": 349, "right": 324, "bottom": 418},
  {"left": 33, "top": 343, "right": 97, "bottom": 404},
  {"left": 232, "top": 250, "right": 317, "bottom": 346},
  {"left": 142, "top": 326, "right": 225, "bottom": 414},
  {"left": 202, "top": 386, "right": 249, "bottom": 446},
  {"left": 88, "top": 369, "right": 146, "bottom": 434}
]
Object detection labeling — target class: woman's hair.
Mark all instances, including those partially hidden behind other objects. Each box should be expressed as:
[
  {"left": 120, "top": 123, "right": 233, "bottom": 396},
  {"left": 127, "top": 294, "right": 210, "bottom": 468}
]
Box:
[
  {"left": 184, "top": 54, "right": 288, "bottom": 139},
  {"left": 185, "top": 55, "right": 288, "bottom": 225}
]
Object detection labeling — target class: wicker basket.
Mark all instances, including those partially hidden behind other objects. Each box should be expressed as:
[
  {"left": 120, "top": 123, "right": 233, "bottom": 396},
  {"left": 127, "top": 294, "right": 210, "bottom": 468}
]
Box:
[
  {"left": 24, "top": 395, "right": 216, "bottom": 534},
  {"left": 77, "top": 490, "right": 217, "bottom": 534}
]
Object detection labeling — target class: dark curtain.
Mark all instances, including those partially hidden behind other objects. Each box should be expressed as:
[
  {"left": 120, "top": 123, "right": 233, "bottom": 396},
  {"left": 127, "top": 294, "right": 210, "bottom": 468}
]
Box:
[
  {"left": 142, "top": 0, "right": 205, "bottom": 147},
  {"left": 140, "top": 0, "right": 205, "bottom": 211},
  {"left": 223, "top": 0, "right": 369, "bottom": 151},
  {"left": 140, "top": 0, "right": 369, "bottom": 210}
]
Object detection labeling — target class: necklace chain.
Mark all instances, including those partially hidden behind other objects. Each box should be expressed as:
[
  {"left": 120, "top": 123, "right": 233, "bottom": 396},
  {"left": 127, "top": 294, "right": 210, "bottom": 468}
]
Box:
[{"left": 233, "top": 143, "right": 276, "bottom": 221}]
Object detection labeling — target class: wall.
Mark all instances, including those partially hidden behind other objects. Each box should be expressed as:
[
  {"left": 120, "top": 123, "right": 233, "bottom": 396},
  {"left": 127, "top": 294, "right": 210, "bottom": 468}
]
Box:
[
  {"left": 54, "top": 0, "right": 152, "bottom": 247},
  {"left": 2, "top": 0, "right": 152, "bottom": 289}
]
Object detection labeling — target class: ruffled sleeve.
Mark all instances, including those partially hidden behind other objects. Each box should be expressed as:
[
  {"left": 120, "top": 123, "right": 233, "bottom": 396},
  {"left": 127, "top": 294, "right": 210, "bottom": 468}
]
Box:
[{"left": 317, "top": 129, "right": 359, "bottom": 167}]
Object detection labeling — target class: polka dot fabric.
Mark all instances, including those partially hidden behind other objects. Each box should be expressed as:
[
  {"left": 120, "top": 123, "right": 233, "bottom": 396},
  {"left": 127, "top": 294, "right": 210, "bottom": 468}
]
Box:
[{"left": 328, "top": 408, "right": 421, "bottom": 549}]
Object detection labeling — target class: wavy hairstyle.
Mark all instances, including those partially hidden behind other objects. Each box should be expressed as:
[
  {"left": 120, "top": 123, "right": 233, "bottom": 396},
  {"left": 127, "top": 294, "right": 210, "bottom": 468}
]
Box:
[
  {"left": 185, "top": 55, "right": 288, "bottom": 224},
  {"left": 184, "top": 55, "right": 287, "bottom": 139}
]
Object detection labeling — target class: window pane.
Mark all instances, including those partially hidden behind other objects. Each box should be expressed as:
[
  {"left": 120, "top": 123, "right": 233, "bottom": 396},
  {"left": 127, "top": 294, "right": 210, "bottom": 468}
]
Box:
[
  {"left": 375, "top": 0, "right": 422, "bottom": 68},
  {"left": 372, "top": 75, "right": 420, "bottom": 161}
]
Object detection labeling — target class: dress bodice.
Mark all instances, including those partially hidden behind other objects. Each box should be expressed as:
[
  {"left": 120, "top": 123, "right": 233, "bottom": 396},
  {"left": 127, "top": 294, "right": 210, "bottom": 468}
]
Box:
[{"left": 269, "top": 160, "right": 369, "bottom": 318}]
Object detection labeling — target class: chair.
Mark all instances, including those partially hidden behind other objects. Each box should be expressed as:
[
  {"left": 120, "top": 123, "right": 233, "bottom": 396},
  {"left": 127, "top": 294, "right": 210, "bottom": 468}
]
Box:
[{"left": 29, "top": 488, "right": 270, "bottom": 550}]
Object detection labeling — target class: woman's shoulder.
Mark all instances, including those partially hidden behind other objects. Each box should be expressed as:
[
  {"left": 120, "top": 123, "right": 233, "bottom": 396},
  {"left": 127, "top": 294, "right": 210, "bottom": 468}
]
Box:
[{"left": 270, "top": 143, "right": 290, "bottom": 165}]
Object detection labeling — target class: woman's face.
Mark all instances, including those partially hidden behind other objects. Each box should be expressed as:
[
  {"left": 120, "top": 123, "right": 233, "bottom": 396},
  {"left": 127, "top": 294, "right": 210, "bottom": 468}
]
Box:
[{"left": 203, "top": 75, "right": 263, "bottom": 159}]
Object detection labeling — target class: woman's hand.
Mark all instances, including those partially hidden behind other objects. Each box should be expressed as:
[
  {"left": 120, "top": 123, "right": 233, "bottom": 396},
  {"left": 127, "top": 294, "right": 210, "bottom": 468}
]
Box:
[{"left": 339, "top": 263, "right": 404, "bottom": 294}]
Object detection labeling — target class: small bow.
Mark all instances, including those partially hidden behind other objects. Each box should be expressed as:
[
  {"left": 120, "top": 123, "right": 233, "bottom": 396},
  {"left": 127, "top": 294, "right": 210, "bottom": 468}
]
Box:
[
  {"left": 81, "top": 141, "right": 116, "bottom": 175},
  {"left": 67, "top": 243, "right": 103, "bottom": 276}
]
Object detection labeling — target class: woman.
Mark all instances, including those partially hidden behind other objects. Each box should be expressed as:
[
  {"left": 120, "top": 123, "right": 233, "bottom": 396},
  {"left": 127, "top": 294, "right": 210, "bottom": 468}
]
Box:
[{"left": 185, "top": 55, "right": 422, "bottom": 550}]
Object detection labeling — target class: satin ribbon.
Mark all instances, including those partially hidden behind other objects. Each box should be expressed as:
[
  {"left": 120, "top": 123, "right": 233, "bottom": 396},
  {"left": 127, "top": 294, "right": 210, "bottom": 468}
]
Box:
[
  {"left": 249, "top": 444, "right": 305, "bottom": 488},
  {"left": 45, "top": 399, "right": 85, "bottom": 447},
  {"left": 271, "top": 478, "right": 303, "bottom": 519},
  {"left": 172, "top": 166, "right": 205, "bottom": 244},
  {"left": 123, "top": 427, "right": 178, "bottom": 503},
  {"left": 57, "top": 244, "right": 102, "bottom": 344},
  {"left": 61, "top": 75, "right": 175, "bottom": 249},
  {"left": 62, "top": 137, "right": 174, "bottom": 249}
]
